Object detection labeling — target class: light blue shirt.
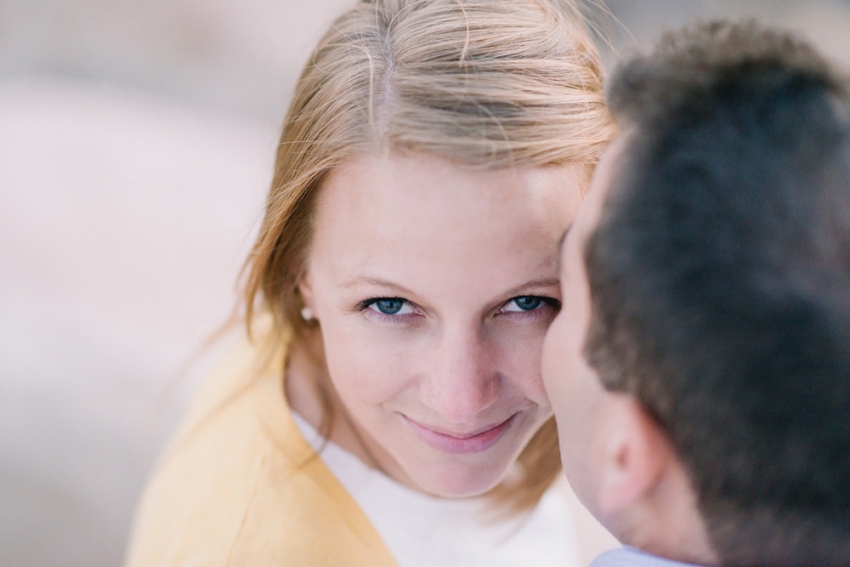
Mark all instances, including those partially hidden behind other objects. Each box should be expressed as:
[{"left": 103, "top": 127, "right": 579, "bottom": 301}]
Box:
[{"left": 591, "top": 547, "right": 707, "bottom": 567}]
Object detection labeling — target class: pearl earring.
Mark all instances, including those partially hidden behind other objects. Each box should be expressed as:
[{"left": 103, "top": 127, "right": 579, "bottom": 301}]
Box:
[{"left": 300, "top": 306, "right": 314, "bottom": 322}]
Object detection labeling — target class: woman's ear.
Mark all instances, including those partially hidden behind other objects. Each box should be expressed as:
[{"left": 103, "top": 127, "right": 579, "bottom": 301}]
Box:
[
  {"left": 297, "top": 269, "right": 317, "bottom": 322},
  {"left": 596, "top": 394, "right": 672, "bottom": 515},
  {"left": 298, "top": 271, "right": 313, "bottom": 304}
]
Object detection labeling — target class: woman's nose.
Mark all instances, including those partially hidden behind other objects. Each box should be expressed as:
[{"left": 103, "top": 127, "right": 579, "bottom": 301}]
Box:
[{"left": 419, "top": 326, "right": 500, "bottom": 426}]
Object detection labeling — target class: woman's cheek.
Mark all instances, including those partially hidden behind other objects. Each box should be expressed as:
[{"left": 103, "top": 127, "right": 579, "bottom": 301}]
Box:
[{"left": 323, "top": 323, "right": 418, "bottom": 404}]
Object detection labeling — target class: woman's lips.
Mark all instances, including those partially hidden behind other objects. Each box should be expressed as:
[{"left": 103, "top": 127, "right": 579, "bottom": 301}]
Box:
[{"left": 403, "top": 414, "right": 516, "bottom": 454}]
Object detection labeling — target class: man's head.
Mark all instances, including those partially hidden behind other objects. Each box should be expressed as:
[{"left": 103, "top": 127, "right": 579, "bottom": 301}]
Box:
[{"left": 543, "top": 20, "right": 850, "bottom": 566}]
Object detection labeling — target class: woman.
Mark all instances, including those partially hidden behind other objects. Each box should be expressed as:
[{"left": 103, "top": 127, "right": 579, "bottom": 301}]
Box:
[{"left": 125, "top": 0, "right": 614, "bottom": 565}]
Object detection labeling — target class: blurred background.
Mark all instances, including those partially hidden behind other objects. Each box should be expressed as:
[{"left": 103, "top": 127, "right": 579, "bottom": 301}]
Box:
[{"left": 2, "top": 1, "right": 849, "bottom": 565}]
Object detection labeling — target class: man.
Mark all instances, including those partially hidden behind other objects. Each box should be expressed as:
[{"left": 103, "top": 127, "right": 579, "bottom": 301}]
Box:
[{"left": 542, "top": 20, "right": 850, "bottom": 567}]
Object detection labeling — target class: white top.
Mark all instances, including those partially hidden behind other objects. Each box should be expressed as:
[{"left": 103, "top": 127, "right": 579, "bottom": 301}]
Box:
[
  {"left": 293, "top": 413, "right": 580, "bottom": 567},
  {"left": 591, "top": 547, "right": 707, "bottom": 567}
]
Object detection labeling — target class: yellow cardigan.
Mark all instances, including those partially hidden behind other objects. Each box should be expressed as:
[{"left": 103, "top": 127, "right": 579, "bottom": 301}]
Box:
[{"left": 125, "top": 335, "right": 398, "bottom": 566}]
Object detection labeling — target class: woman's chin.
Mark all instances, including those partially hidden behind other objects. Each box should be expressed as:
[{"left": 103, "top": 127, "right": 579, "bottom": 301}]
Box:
[{"left": 403, "top": 459, "right": 512, "bottom": 499}]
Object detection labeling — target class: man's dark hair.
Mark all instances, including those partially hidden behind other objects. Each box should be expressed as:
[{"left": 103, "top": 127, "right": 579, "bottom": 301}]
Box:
[{"left": 585, "top": 20, "right": 850, "bottom": 566}]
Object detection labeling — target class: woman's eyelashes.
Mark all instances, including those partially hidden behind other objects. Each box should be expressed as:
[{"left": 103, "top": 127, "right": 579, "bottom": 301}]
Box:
[
  {"left": 498, "top": 295, "right": 561, "bottom": 316},
  {"left": 359, "top": 297, "right": 418, "bottom": 320},
  {"left": 357, "top": 295, "right": 560, "bottom": 323}
]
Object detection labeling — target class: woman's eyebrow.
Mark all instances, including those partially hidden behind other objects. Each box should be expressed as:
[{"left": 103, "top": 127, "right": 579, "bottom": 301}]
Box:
[
  {"left": 501, "top": 278, "right": 561, "bottom": 297},
  {"left": 339, "top": 277, "right": 418, "bottom": 296}
]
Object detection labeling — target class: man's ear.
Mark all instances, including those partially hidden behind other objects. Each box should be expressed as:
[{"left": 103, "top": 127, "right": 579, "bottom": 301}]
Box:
[{"left": 596, "top": 394, "right": 673, "bottom": 515}]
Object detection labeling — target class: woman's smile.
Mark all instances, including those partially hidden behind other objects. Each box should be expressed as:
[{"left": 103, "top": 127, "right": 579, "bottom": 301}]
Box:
[{"left": 402, "top": 413, "right": 518, "bottom": 454}]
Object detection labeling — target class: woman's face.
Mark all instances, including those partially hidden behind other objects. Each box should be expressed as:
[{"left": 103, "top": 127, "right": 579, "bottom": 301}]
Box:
[{"left": 299, "top": 152, "right": 584, "bottom": 497}]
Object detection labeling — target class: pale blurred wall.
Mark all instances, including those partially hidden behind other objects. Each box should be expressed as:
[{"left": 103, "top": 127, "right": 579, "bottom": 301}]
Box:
[
  {"left": 2, "top": 2, "right": 850, "bottom": 567},
  {"left": 604, "top": 0, "right": 850, "bottom": 70},
  {"left": 0, "top": 0, "right": 353, "bottom": 122}
]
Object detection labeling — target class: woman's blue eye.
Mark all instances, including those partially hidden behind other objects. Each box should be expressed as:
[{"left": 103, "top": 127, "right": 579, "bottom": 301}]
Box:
[
  {"left": 515, "top": 296, "right": 542, "bottom": 310},
  {"left": 375, "top": 299, "right": 404, "bottom": 314},
  {"left": 366, "top": 298, "right": 412, "bottom": 315},
  {"left": 502, "top": 296, "right": 548, "bottom": 313}
]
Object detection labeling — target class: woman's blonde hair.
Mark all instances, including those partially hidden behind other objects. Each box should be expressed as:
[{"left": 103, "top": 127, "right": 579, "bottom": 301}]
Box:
[{"left": 242, "top": 0, "right": 614, "bottom": 514}]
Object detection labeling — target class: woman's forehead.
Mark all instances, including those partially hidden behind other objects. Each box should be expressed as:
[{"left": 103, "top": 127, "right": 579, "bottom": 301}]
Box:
[
  {"left": 316, "top": 152, "right": 585, "bottom": 219},
  {"left": 306, "top": 152, "right": 581, "bottom": 295}
]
